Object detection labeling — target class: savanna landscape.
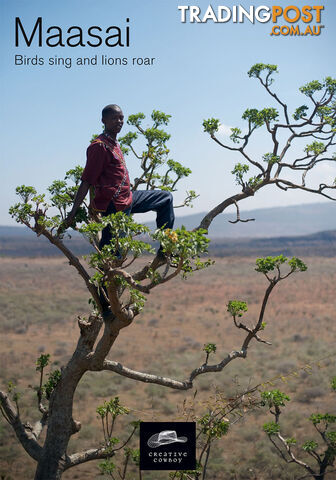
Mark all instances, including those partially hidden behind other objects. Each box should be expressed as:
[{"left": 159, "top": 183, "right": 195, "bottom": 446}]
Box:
[
  {"left": 0, "top": 248, "right": 335, "bottom": 479},
  {"left": 1, "top": 65, "right": 335, "bottom": 479}
]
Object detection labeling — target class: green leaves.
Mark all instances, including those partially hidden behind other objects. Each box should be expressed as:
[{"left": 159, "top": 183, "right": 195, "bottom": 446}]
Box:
[
  {"left": 124, "top": 447, "right": 140, "bottom": 465},
  {"left": 65, "top": 166, "right": 84, "bottom": 186},
  {"left": 154, "top": 226, "right": 209, "bottom": 258},
  {"left": 262, "top": 378, "right": 336, "bottom": 473},
  {"left": 202, "top": 118, "right": 220, "bottom": 135},
  {"left": 230, "top": 127, "right": 242, "bottom": 143},
  {"left": 331, "top": 377, "right": 336, "bottom": 391},
  {"left": 151, "top": 110, "right": 171, "bottom": 126},
  {"left": 99, "top": 458, "right": 116, "bottom": 475},
  {"left": 326, "top": 431, "right": 336, "bottom": 447},
  {"left": 120, "top": 110, "right": 195, "bottom": 201},
  {"left": 227, "top": 300, "right": 247, "bottom": 318},
  {"left": 255, "top": 255, "right": 307, "bottom": 274},
  {"left": 203, "top": 343, "right": 217, "bottom": 354},
  {"left": 34, "top": 354, "right": 61, "bottom": 401},
  {"left": 316, "top": 104, "right": 336, "bottom": 128},
  {"left": 255, "top": 256, "right": 307, "bottom": 285},
  {"left": 302, "top": 440, "right": 318, "bottom": 452},
  {"left": 144, "top": 127, "right": 170, "bottom": 146},
  {"left": 96, "top": 396, "right": 130, "bottom": 420},
  {"left": 9, "top": 165, "right": 89, "bottom": 232},
  {"left": 127, "top": 112, "right": 145, "bottom": 127},
  {"left": 309, "top": 413, "right": 336, "bottom": 425},
  {"left": 299, "top": 77, "right": 336, "bottom": 99},
  {"left": 169, "top": 465, "right": 203, "bottom": 480},
  {"left": 44, "top": 370, "right": 61, "bottom": 399},
  {"left": 9, "top": 202, "right": 34, "bottom": 224},
  {"left": 256, "top": 255, "right": 286, "bottom": 274},
  {"left": 118, "top": 131, "right": 138, "bottom": 148},
  {"left": 9, "top": 185, "right": 47, "bottom": 226},
  {"left": 7, "top": 381, "right": 22, "bottom": 404},
  {"left": 261, "top": 390, "right": 290, "bottom": 408},
  {"left": 47, "top": 179, "right": 74, "bottom": 213},
  {"left": 198, "top": 414, "right": 229, "bottom": 438},
  {"left": 293, "top": 105, "right": 309, "bottom": 121},
  {"left": 288, "top": 257, "right": 308, "bottom": 272},
  {"left": 231, "top": 162, "right": 262, "bottom": 191},
  {"left": 242, "top": 108, "right": 264, "bottom": 128},
  {"left": 262, "top": 153, "right": 280, "bottom": 165},
  {"left": 153, "top": 226, "right": 212, "bottom": 278},
  {"left": 128, "top": 288, "right": 146, "bottom": 312},
  {"left": 304, "top": 141, "right": 326, "bottom": 156},
  {"left": 247, "top": 63, "right": 278, "bottom": 79},
  {"left": 15, "top": 185, "right": 37, "bottom": 203},
  {"left": 231, "top": 163, "right": 249, "bottom": 186},
  {"left": 261, "top": 108, "right": 279, "bottom": 123},
  {"left": 96, "top": 397, "right": 131, "bottom": 459},
  {"left": 263, "top": 421, "right": 280, "bottom": 435},
  {"left": 167, "top": 159, "right": 192, "bottom": 179},
  {"left": 82, "top": 212, "right": 154, "bottom": 264},
  {"left": 324, "top": 77, "right": 336, "bottom": 95},
  {"left": 242, "top": 108, "right": 279, "bottom": 128},
  {"left": 300, "top": 80, "right": 323, "bottom": 97},
  {"left": 36, "top": 353, "right": 50, "bottom": 372}
]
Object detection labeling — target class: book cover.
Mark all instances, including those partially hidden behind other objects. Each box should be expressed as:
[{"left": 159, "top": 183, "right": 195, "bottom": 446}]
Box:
[{"left": 0, "top": 1, "right": 335, "bottom": 479}]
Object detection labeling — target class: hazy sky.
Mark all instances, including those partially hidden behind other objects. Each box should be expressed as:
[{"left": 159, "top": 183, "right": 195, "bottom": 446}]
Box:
[{"left": 1, "top": 0, "right": 335, "bottom": 226}]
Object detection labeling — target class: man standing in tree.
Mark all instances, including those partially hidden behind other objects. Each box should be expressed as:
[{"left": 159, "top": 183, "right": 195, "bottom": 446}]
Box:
[
  {"left": 63, "top": 104, "right": 175, "bottom": 251},
  {"left": 62, "top": 104, "right": 175, "bottom": 315}
]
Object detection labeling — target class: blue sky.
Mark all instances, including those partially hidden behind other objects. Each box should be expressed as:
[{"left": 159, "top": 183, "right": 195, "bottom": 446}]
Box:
[{"left": 1, "top": 0, "right": 335, "bottom": 226}]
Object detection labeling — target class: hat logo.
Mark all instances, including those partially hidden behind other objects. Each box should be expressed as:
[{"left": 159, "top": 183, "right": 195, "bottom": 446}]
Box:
[{"left": 147, "top": 430, "right": 188, "bottom": 448}]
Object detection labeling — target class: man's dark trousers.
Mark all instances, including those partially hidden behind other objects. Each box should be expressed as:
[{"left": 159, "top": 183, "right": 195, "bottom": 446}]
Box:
[{"left": 99, "top": 190, "right": 175, "bottom": 249}]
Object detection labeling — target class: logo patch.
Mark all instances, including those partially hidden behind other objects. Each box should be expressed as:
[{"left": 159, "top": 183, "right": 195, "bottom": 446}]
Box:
[{"left": 140, "top": 422, "right": 196, "bottom": 471}]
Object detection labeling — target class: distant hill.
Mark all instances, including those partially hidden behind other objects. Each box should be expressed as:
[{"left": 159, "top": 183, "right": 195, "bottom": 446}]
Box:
[
  {"left": 0, "top": 226, "right": 89, "bottom": 258},
  {"left": 1, "top": 202, "right": 335, "bottom": 257},
  {"left": 2, "top": 202, "right": 335, "bottom": 240},
  {"left": 211, "top": 230, "right": 336, "bottom": 258},
  {"left": 166, "top": 202, "right": 336, "bottom": 238}
]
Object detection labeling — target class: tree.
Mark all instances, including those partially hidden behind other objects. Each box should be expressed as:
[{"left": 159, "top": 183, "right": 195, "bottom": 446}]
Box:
[
  {"left": 262, "top": 377, "right": 336, "bottom": 480},
  {"left": 1, "top": 64, "right": 335, "bottom": 480}
]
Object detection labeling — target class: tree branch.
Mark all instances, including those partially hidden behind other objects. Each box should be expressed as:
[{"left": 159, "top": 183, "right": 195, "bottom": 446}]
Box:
[
  {"left": 0, "top": 390, "right": 42, "bottom": 461},
  {"left": 228, "top": 200, "right": 255, "bottom": 224},
  {"left": 64, "top": 447, "right": 114, "bottom": 470},
  {"left": 195, "top": 191, "right": 254, "bottom": 232},
  {"left": 100, "top": 360, "right": 192, "bottom": 389},
  {"left": 42, "top": 230, "right": 102, "bottom": 309}
]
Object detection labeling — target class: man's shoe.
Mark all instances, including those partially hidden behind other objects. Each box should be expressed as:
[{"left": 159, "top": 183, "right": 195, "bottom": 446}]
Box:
[{"left": 152, "top": 249, "right": 168, "bottom": 268}]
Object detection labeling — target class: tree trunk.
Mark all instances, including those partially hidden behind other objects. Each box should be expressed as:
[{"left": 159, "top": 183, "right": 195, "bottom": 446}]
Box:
[{"left": 34, "top": 356, "right": 87, "bottom": 479}]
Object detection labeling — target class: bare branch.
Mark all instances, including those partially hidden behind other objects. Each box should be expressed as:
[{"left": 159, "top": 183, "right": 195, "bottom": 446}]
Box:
[
  {"left": 101, "top": 360, "right": 192, "bottom": 389},
  {"left": 109, "top": 268, "right": 150, "bottom": 294},
  {"left": 31, "top": 412, "right": 48, "bottom": 440},
  {"left": 275, "top": 431, "right": 317, "bottom": 476},
  {"left": 0, "top": 390, "right": 42, "bottom": 461},
  {"left": 195, "top": 191, "right": 254, "bottom": 232},
  {"left": 42, "top": 230, "right": 102, "bottom": 309},
  {"left": 275, "top": 179, "right": 336, "bottom": 201},
  {"left": 64, "top": 447, "right": 114, "bottom": 470},
  {"left": 228, "top": 200, "right": 255, "bottom": 224}
]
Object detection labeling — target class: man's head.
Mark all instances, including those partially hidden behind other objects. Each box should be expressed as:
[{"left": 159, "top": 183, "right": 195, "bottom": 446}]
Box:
[{"left": 102, "top": 104, "right": 124, "bottom": 136}]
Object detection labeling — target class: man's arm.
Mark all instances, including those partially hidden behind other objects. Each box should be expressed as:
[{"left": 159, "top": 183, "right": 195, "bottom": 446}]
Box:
[
  {"left": 58, "top": 142, "right": 106, "bottom": 235},
  {"left": 60, "top": 180, "right": 90, "bottom": 232}
]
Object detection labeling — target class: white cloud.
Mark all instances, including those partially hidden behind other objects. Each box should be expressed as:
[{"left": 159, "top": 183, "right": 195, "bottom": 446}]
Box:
[{"left": 217, "top": 123, "right": 233, "bottom": 137}]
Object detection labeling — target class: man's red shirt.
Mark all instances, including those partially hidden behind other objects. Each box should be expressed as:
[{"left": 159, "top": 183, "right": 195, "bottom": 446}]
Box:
[{"left": 81, "top": 134, "right": 132, "bottom": 212}]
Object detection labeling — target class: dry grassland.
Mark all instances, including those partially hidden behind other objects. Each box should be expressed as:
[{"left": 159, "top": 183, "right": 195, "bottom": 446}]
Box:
[{"left": 0, "top": 256, "right": 335, "bottom": 479}]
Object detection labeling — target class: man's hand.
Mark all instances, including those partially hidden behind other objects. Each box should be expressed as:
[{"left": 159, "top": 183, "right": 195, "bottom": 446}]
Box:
[{"left": 56, "top": 180, "right": 90, "bottom": 237}]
